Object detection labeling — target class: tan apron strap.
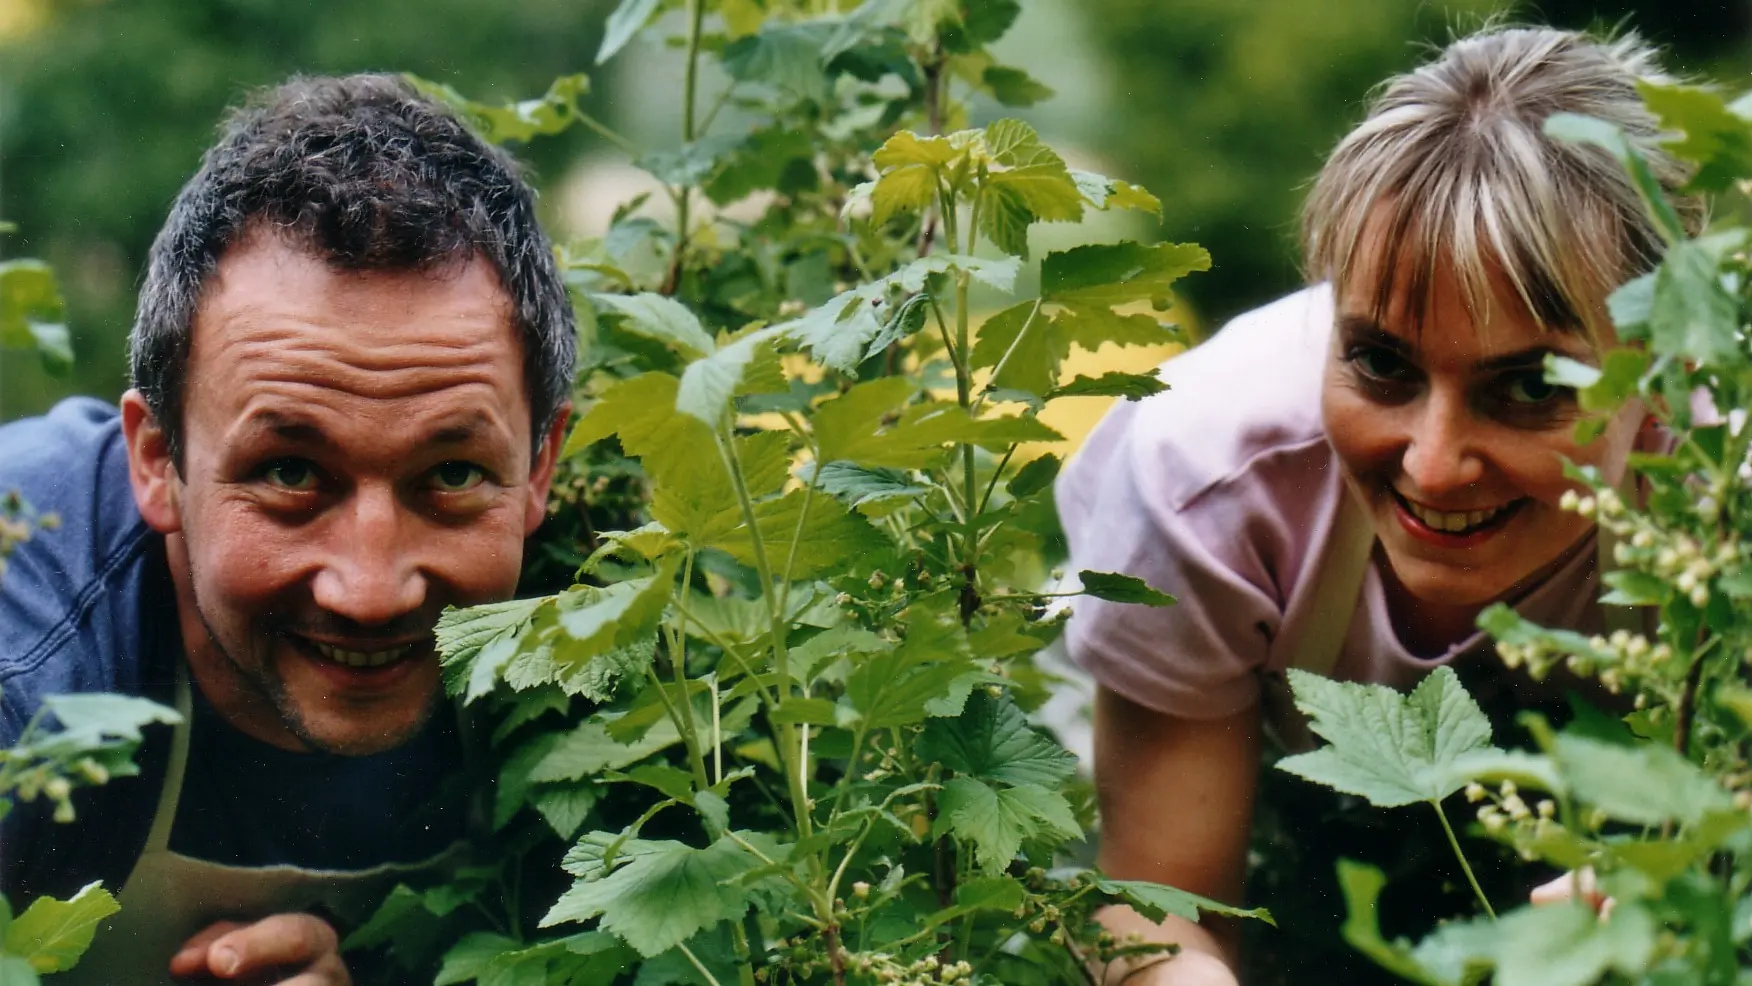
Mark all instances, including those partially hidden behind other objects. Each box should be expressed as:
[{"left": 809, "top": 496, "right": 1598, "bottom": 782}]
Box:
[
  {"left": 142, "top": 663, "right": 194, "bottom": 855},
  {"left": 1290, "top": 490, "right": 1376, "bottom": 677}
]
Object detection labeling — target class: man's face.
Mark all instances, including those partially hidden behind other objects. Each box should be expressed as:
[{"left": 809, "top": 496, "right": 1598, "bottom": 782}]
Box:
[{"left": 123, "top": 234, "right": 563, "bottom": 755}]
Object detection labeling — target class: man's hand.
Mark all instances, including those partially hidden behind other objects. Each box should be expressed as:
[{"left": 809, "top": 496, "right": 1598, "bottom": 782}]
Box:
[{"left": 171, "top": 914, "right": 351, "bottom": 985}]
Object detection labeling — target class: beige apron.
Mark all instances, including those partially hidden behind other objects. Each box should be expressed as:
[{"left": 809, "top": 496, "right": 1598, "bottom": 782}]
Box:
[
  {"left": 1263, "top": 480, "right": 1645, "bottom": 752},
  {"left": 62, "top": 667, "right": 464, "bottom": 985}
]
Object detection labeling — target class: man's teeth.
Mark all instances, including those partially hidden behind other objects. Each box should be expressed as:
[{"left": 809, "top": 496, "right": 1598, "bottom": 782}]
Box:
[
  {"left": 1405, "top": 500, "right": 1508, "bottom": 533},
  {"left": 309, "top": 641, "right": 416, "bottom": 668}
]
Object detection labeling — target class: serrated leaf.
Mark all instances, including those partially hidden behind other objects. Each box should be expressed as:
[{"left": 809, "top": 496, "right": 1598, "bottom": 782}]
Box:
[
  {"left": 1492, "top": 901, "right": 1657, "bottom": 986},
  {"left": 1276, "top": 666, "right": 1495, "bottom": 807},
  {"left": 707, "top": 488, "right": 884, "bottom": 581},
  {"left": 1552, "top": 733, "right": 1733, "bottom": 827},
  {"left": 435, "top": 932, "right": 521, "bottom": 986},
  {"left": 800, "top": 461, "right": 927, "bottom": 513},
  {"left": 551, "top": 562, "right": 678, "bottom": 669},
  {"left": 1649, "top": 238, "right": 1743, "bottom": 367},
  {"left": 435, "top": 596, "right": 549, "bottom": 699},
  {"left": 1054, "top": 307, "right": 1184, "bottom": 350},
  {"left": 873, "top": 130, "right": 958, "bottom": 170},
  {"left": 1639, "top": 81, "right": 1752, "bottom": 191},
  {"left": 34, "top": 694, "right": 181, "bottom": 752},
  {"left": 1608, "top": 272, "right": 1655, "bottom": 337},
  {"left": 540, "top": 836, "right": 760, "bottom": 956},
  {"left": 404, "top": 74, "right": 592, "bottom": 145},
  {"left": 843, "top": 597, "right": 979, "bottom": 728},
  {"left": 970, "top": 301, "right": 1060, "bottom": 396},
  {"left": 676, "top": 325, "right": 787, "bottom": 429},
  {"left": 1545, "top": 112, "right": 1686, "bottom": 243},
  {"left": 934, "top": 777, "right": 1079, "bottom": 873},
  {"left": 534, "top": 785, "right": 600, "bottom": 841},
  {"left": 595, "top": 294, "right": 716, "bottom": 361},
  {"left": 4, "top": 882, "right": 118, "bottom": 973},
  {"left": 598, "top": 0, "right": 662, "bottom": 63},
  {"left": 1077, "top": 570, "right": 1175, "bottom": 607},
  {"left": 1042, "top": 242, "right": 1210, "bottom": 309},
  {"left": 722, "top": 21, "right": 834, "bottom": 103},
  {"left": 1046, "top": 371, "right": 1166, "bottom": 402},
  {"left": 1094, "top": 876, "right": 1274, "bottom": 927},
  {"left": 915, "top": 689, "right": 1077, "bottom": 786}
]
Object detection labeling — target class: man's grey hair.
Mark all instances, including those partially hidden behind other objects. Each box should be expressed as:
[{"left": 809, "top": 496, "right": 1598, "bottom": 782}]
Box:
[
  {"left": 1303, "top": 26, "right": 1701, "bottom": 339},
  {"left": 130, "top": 73, "right": 576, "bottom": 460}
]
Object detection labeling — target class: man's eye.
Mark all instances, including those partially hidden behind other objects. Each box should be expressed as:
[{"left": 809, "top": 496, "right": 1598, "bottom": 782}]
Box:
[
  {"left": 1504, "top": 371, "right": 1565, "bottom": 405},
  {"left": 430, "top": 462, "right": 486, "bottom": 493},
  {"left": 262, "top": 459, "right": 320, "bottom": 492}
]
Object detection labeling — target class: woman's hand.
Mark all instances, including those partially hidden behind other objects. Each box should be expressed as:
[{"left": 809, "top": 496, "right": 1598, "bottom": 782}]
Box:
[
  {"left": 171, "top": 913, "right": 351, "bottom": 985},
  {"left": 1530, "top": 868, "right": 1614, "bottom": 917}
]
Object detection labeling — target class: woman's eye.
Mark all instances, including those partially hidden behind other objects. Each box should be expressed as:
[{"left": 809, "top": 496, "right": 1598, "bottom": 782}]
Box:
[
  {"left": 262, "top": 459, "right": 319, "bottom": 492},
  {"left": 1504, "top": 371, "right": 1564, "bottom": 405},
  {"left": 431, "top": 462, "right": 486, "bottom": 493},
  {"left": 1347, "top": 346, "right": 1413, "bottom": 383}
]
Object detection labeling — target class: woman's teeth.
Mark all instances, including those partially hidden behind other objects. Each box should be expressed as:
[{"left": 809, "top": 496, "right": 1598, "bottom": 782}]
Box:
[
  {"left": 310, "top": 641, "right": 416, "bottom": 668},
  {"left": 1403, "top": 499, "right": 1509, "bottom": 533}
]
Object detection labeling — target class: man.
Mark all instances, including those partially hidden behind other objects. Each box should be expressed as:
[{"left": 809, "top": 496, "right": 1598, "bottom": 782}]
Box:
[{"left": 0, "top": 74, "right": 574, "bottom": 983}]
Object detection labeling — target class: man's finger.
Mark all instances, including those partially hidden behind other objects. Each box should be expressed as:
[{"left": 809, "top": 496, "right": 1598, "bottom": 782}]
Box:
[
  {"left": 208, "top": 913, "right": 340, "bottom": 979},
  {"left": 1531, "top": 868, "right": 1601, "bottom": 907},
  {"left": 170, "top": 920, "right": 247, "bottom": 978}
]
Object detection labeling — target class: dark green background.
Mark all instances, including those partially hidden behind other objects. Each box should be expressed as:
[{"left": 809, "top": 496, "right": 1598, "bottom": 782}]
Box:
[{"left": 0, "top": 0, "right": 1744, "bottom": 418}]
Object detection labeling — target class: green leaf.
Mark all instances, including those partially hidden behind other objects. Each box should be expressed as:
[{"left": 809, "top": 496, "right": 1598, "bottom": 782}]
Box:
[
  {"left": 676, "top": 326, "right": 786, "bottom": 429},
  {"left": 934, "top": 777, "right": 1080, "bottom": 873},
  {"left": 35, "top": 694, "right": 181, "bottom": 750},
  {"left": 1639, "top": 81, "right": 1752, "bottom": 191},
  {"left": 1077, "top": 570, "right": 1175, "bottom": 607},
  {"left": 435, "top": 596, "right": 548, "bottom": 700},
  {"left": 1649, "top": 237, "right": 1743, "bottom": 367},
  {"left": 1544, "top": 112, "right": 1686, "bottom": 243},
  {"left": 970, "top": 301, "right": 1060, "bottom": 396},
  {"left": 594, "top": 294, "right": 716, "bottom": 361},
  {"left": 842, "top": 597, "right": 980, "bottom": 728},
  {"left": 707, "top": 487, "right": 884, "bottom": 581},
  {"left": 1041, "top": 241, "right": 1210, "bottom": 309},
  {"left": 1070, "top": 171, "right": 1163, "bottom": 218},
  {"left": 532, "top": 786, "right": 600, "bottom": 841},
  {"left": 1490, "top": 901, "right": 1657, "bottom": 986},
  {"left": 4, "top": 882, "right": 119, "bottom": 973},
  {"left": 1608, "top": 272, "right": 1655, "bottom": 338},
  {"left": 722, "top": 21, "right": 834, "bottom": 103},
  {"left": 1552, "top": 732, "right": 1735, "bottom": 828},
  {"left": 435, "top": 931, "right": 521, "bottom": 986},
  {"left": 1054, "top": 307, "right": 1184, "bottom": 350},
  {"left": 915, "top": 689, "right": 1078, "bottom": 787},
  {"left": 1046, "top": 371, "right": 1166, "bottom": 402},
  {"left": 598, "top": 0, "right": 662, "bottom": 64},
  {"left": 800, "top": 461, "right": 927, "bottom": 514},
  {"left": 982, "top": 65, "right": 1053, "bottom": 107},
  {"left": 549, "top": 564, "right": 678, "bottom": 681},
  {"left": 1333, "top": 860, "right": 1444, "bottom": 986},
  {"left": 404, "top": 74, "right": 592, "bottom": 144},
  {"left": 0, "top": 956, "right": 38, "bottom": 986},
  {"left": 1095, "top": 877, "right": 1274, "bottom": 927},
  {"left": 0, "top": 260, "right": 70, "bottom": 376},
  {"left": 1005, "top": 453, "right": 1060, "bottom": 499},
  {"left": 1276, "top": 666, "right": 1495, "bottom": 807},
  {"left": 540, "top": 836, "right": 761, "bottom": 956}
]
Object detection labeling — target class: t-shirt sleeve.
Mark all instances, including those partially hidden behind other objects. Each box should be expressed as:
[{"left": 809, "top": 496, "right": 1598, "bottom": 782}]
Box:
[{"left": 1056, "top": 399, "right": 1283, "bottom": 720}]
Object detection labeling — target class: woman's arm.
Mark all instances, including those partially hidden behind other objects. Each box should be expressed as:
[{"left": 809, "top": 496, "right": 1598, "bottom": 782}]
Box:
[{"left": 1092, "top": 686, "right": 1261, "bottom": 986}]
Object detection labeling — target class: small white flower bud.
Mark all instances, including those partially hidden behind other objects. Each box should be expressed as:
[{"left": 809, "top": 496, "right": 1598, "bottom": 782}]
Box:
[
  {"left": 1465, "top": 783, "right": 1486, "bottom": 803},
  {"left": 1559, "top": 489, "right": 1581, "bottom": 512},
  {"left": 1691, "top": 585, "right": 1712, "bottom": 608}
]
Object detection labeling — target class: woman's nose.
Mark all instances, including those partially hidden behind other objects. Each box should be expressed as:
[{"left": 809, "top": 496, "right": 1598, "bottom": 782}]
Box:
[{"left": 1400, "top": 391, "right": 1485, "bottom": 496}]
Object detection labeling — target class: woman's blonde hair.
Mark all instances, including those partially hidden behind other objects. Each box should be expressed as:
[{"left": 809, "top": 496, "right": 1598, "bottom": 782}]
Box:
[{"left": 1302, "top": 26, "right": 1700, "bottom": 338}]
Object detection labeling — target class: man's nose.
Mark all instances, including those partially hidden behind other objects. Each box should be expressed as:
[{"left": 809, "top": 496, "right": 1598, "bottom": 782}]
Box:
[
  {"left": 310, "top": 484, "right": 428, "bottom": 626},
  {"left": 1400, "top": 390, "right": 1485, "bottom": 496}
]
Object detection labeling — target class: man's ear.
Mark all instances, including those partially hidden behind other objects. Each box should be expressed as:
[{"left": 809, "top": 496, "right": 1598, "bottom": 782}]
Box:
[
  {"left": 120, "top": 390, "right": 183, "bottom": 534},
  {"left": 525, "top": 404, "right": 571, "bottom": 536}
]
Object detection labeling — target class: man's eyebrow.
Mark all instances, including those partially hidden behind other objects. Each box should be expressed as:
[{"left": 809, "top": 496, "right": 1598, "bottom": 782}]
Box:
[
  {"left": 247, "top": 410, "right": 330, "bottom": 446},
  {"left": 424, "top": 412, "right": 496, "bottom": 445}
]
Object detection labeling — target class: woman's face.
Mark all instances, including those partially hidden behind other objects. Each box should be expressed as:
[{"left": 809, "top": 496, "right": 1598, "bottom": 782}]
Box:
[{"left": 1320, "top": 252, "right": 1642, "bottom": 609}]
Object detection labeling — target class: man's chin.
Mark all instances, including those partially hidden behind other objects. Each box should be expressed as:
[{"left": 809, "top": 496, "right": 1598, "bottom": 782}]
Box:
[{"left": 280, "top": 698, "right": 441, "bottom": 756}]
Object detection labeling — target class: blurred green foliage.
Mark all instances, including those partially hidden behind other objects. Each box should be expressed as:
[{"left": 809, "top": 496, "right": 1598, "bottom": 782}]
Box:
[
  {"left": 0, "top": 0, "right": 616, "bottom": 418},
  {"left": 1084, "top": 0, "right": 1750, "bottom": 327},
  {"left": 0, "top": 0, "right": 1744, "bottom": 416}
]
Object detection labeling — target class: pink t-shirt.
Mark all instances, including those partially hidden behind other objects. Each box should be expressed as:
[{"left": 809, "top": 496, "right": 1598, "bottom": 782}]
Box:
[{"left": 1056, "top": 286, "right": 1613, "bottom": 720}]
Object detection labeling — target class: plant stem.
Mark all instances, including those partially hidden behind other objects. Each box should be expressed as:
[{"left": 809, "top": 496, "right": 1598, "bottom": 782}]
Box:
[
  {"left": 1431, "top": 800, "right": 1496, "bottom": 920},
  {"left": 1677, "top": 637, "right": 1708, "bottom": 758},
  {"left": 575, "top": 110, "right": 639, "bottom": 155},
  {"left": 954, "top": 271, "right": 980, "bottom": 625},
  {"left": 677, "top": 942, "right": 725, "bottom": 986},
  {"left": 667, "top": 0, "right": 708, "bottom": 294}
]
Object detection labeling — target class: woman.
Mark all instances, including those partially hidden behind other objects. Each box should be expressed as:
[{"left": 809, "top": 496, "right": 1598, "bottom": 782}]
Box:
[{"left": 1056, "top": 26, "right": 1698, "bottom": 986}]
